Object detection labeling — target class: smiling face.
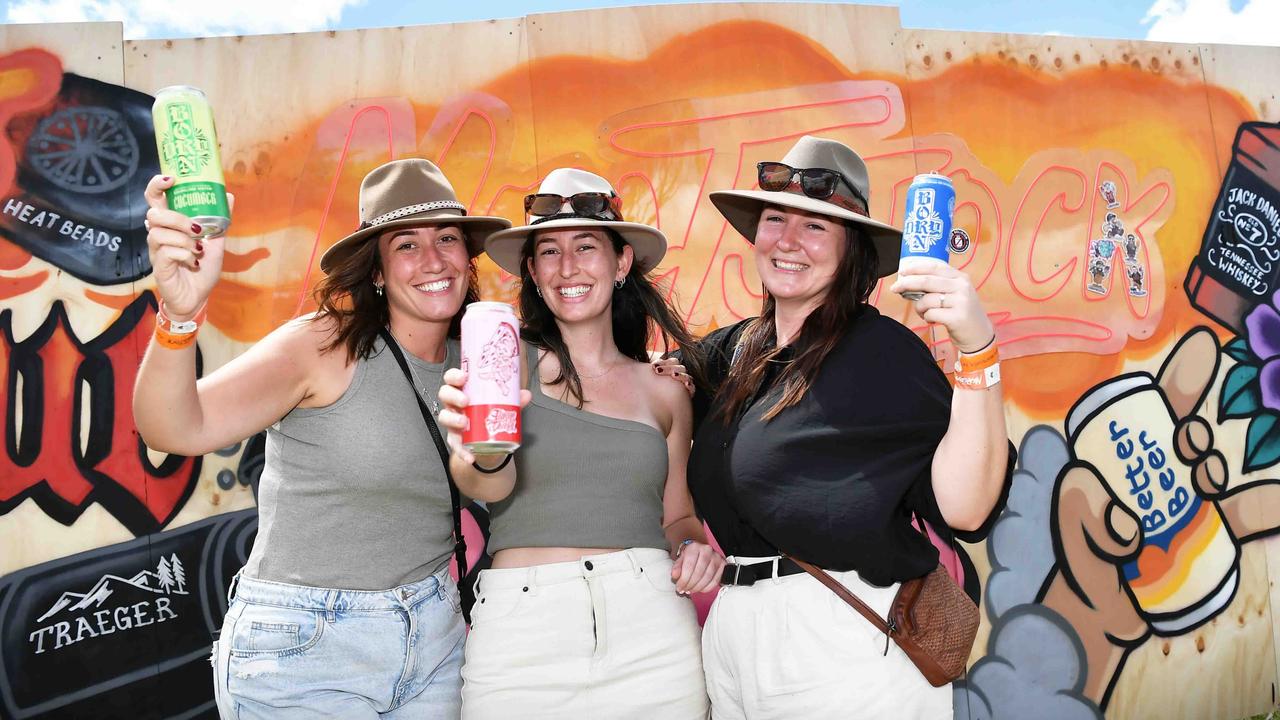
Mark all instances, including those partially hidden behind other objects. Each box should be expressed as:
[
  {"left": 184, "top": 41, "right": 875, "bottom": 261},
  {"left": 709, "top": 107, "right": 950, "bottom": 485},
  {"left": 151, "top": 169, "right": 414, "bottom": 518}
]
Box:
[
  {"left": 753, "top": 204, "right": 848, "bottom": 311},
  {"left": 374, "top": 223, "right": 472, "bottom": 328},
  {"left": 526, "top": 227, "right": 634, "bottom": 325}
]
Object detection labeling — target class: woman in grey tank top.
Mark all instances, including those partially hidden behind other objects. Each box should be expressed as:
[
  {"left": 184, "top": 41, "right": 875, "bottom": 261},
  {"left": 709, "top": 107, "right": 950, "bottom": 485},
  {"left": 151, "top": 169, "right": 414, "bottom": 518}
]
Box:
[
  {"left": 437, "top": 169, "right": 724, "bottom": 719},
  {"left": 133, "top": 160, "right": 511, "bottom": 719}
]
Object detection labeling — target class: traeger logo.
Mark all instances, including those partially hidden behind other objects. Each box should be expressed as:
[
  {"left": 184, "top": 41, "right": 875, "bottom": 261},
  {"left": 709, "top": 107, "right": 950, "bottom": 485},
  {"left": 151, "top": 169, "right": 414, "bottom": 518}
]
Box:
[{"left": 27, "top": 554, "right": 188, "bottom": 654}]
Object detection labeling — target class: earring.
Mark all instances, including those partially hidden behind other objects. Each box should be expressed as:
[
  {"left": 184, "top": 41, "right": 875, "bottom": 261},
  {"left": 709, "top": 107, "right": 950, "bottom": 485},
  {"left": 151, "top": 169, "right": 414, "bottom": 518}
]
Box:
[
  {"left": 615, "top": 278, "right": 626, "bottom": 289},
  {"left": 534, "top": 285, "right": 543, "bottom": 298},
  {"left": 374, "top": 282, "right": 384, "bottom": 296}
]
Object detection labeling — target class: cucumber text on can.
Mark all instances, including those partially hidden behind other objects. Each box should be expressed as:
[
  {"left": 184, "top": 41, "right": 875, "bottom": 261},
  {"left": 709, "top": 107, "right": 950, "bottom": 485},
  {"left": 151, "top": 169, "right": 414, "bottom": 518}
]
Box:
[{"left": 152, "top": 86, "right": 230, "bottom": 238}]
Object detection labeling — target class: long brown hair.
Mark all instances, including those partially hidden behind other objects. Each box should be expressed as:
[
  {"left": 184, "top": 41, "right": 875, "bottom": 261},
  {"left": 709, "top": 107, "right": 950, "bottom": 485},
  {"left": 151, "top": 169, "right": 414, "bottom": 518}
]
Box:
[
  {"left": 312, "top": 226, "right": 479, "bottom": 361},
  {"left": 717, "top": 220, "right": 879, "bottom": 422},
  {"left": 518, "top": 228, "right": 706, "bottom": 407}
]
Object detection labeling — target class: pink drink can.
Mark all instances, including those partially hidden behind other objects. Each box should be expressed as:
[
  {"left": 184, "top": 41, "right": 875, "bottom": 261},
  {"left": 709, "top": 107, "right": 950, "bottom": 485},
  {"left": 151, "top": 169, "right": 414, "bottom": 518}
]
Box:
[{"left": 461, "top": 302, "right": 522, "bottom": 453}]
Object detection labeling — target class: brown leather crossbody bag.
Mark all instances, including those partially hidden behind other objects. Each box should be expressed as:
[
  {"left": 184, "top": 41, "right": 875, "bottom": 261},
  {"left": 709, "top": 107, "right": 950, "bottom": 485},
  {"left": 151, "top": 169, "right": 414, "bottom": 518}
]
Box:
[{"left": 787, "top": 547, "right": 979, "bottom": 687}]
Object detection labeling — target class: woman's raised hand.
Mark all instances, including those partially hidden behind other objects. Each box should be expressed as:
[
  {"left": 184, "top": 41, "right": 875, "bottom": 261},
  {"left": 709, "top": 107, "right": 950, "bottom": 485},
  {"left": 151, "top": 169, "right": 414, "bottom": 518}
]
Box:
[
  {"left": 889, "top": 264, "right": 995, "bottom": 353},
  {"left": 144, "top": 175, "right": 232, "bottom": 321},
  {"left": 438, "top": 368, "right": 532, "bottom": 466}
]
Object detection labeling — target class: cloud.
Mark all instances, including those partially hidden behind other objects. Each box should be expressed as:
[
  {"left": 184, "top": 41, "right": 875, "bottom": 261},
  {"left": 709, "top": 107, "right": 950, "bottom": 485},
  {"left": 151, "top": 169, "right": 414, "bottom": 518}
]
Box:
[
  {"left": 983, "top": 425, "right": 1066, "bottom": 621},
  {"left": 1142, "top": 0, "right": 1280, "bottom": 46},
  {"left": 955, "top": 604, "right": 1103, "bottom": 720},
  {"left": 6, "top": 0, "right": 366, "bottom": 39}
]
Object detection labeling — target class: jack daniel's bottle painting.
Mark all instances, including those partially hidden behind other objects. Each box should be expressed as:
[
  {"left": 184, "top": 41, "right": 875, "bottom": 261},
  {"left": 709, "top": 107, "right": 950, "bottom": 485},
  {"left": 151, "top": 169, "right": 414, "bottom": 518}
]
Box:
[{"left": 1185, "top": 122, "right": 1280, "bottom": 333}]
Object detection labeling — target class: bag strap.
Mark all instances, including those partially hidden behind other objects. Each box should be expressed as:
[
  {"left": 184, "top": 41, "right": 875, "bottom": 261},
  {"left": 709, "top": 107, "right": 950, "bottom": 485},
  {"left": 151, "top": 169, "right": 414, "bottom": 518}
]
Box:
[
  {"left": 378, "top": 328, "right": 468, "bottom": 579},
  {"left": 787, "top": 556, "right": 892, "bottom": 636}
]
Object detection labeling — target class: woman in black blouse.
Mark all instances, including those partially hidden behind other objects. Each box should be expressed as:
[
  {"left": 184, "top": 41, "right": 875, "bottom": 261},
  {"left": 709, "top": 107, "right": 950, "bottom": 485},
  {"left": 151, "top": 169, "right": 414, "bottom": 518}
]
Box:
[{"left": 687, "top": 136, "right": 1014, "bottom": 719}]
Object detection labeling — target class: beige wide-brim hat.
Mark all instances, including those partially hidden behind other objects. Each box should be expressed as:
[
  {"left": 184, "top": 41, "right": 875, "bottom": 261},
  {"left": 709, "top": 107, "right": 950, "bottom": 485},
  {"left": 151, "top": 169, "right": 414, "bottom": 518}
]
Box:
[
  {"left": 485, "top": 168, "right": 667, "bottom": 276},
  {"left": 319, "top": 159, "right": 512, "bottom": 274},
  {"left": 709, "top": 135, "right": 901, "bottom": 278}
]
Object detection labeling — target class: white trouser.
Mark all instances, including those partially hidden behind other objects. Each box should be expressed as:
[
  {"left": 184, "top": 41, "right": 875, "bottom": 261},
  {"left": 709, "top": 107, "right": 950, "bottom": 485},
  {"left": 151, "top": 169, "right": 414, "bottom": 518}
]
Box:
[
  {"left": 703, "top": 557, "right": 952, "bottom": 720},
  {"left": 462, "top": 547, "right": 709, "bottom": 719}
]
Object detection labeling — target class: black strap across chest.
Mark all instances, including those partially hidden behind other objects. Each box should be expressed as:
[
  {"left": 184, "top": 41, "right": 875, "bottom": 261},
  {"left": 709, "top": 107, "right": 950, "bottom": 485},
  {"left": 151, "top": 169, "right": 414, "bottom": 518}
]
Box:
[{"left": 378, "top": 328, "right": 468, "bottom": 580}]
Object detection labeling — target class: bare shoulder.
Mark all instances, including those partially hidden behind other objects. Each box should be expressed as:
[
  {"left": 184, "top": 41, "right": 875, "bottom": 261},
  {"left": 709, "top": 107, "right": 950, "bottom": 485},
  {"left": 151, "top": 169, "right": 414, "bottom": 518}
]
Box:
[
  {"left": 632, "top": 359, "right": 690, "bottom": 415},
  {"left": 251, "top": 313, "right": 333, "bottom": 364}
]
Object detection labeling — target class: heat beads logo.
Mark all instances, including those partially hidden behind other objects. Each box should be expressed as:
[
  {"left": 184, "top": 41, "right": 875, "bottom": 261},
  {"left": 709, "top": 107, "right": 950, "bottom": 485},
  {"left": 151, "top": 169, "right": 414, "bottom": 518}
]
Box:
[
  {"left": 159, "top": 103, "right": 211, "bottom": 177},
  {"left": 27, "top": 554, "right": 188, "bottom": 654},
  {"left": 478, "top": 322, "right": 519, "bottom": 394},
  {"left": 904, "top": 187, "right": 944, "bottom": 254},
  {"left": 485, "top": 408, "right": 518, "bottom": 437}
]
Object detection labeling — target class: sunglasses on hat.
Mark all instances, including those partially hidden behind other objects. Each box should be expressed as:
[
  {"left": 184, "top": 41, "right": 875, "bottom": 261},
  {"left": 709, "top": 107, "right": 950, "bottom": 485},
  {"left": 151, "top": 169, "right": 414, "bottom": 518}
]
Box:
[
  {"left": 757, "top": 162, "right": 868, "bottom": 210},
  {"left": 525, "top": 192, "right": 624, "bottom": 224}
]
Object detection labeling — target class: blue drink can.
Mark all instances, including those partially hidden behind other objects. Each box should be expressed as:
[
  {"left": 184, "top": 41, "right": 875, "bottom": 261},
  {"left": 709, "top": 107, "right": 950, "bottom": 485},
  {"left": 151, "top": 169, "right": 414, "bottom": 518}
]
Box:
[{"left": 898, "top": 173, "right": 955, "bottom": 300}]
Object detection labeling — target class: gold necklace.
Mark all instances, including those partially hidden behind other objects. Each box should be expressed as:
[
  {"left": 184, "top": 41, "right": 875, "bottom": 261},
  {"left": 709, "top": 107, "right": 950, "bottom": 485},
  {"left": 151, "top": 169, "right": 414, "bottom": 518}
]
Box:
[
  {"left": 388, "top": 328, "right": 443, "bottom": 414},
  {"left": 576, "top": 359, "right": 622, "bottom": 380}
]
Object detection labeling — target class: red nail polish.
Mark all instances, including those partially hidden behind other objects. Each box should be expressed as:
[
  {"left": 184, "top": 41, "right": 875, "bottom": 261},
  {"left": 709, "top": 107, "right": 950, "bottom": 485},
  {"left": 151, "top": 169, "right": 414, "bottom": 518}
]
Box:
[
  {"left": 191, "top": 223, "right": 202, "bottom": 234},
  {"left": 194, "top": 259, "right": 200, "bottom": 268},
  {"left": 161, "top": 176, "right": 171, "bottom": 182},
  {"left": 195, "top": 242, "right": 204, "bottom": 252}
]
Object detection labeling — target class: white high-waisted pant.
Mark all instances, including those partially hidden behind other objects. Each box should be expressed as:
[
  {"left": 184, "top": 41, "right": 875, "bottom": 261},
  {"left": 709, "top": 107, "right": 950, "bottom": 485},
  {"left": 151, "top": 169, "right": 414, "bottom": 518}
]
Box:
[
  {"left": 702, "top": 556, "right": 952, "bottom": 720},
  {"left": 462, "top": 547, "right": 709, "bottom": 719}
]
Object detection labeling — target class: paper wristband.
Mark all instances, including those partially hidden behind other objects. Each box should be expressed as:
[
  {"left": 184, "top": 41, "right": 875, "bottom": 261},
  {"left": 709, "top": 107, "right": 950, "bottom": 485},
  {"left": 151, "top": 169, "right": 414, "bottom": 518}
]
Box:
[
  {"left": 954, "top": 363, "right": 1001, "bottom": 390},
  {"left": 956, "top": 343, "right": 999, "bottom": 374},
  {"left": 154, "top": 302, "right": 207, "bottom": 350}
]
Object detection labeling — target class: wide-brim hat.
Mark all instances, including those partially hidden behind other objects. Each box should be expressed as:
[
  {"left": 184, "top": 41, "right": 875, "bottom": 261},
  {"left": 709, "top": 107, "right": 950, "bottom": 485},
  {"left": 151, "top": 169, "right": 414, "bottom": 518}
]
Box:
[
  {"left": 485, "top": 168, "right": 667, "bottom": 276},
  {"left": 319, "top": 159, "right": 512, "bottom": 274},
  {"left": 709, "top": 135, "right": 901, "bottom": 278}
]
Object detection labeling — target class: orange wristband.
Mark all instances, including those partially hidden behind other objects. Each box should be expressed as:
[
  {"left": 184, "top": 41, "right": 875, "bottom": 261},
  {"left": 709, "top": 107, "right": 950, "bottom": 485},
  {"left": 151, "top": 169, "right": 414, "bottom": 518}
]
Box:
[
  {"left": 954, "top": 363, "right": 1001, "bottom": 390},
  {"left": 956, "top": 342, "right": 999, "bottom": 374},
  {"left": 154, "top": 302, "right": 207, "bottom": 350},
  {"left": 953, "top": 339, "right": 1000, "bottom": 390}
]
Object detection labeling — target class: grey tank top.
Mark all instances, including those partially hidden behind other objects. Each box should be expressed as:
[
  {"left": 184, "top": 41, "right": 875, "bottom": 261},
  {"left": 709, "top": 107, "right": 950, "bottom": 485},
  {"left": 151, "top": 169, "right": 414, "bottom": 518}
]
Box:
[
  {"left": 241, "top": 335, "right": 458, "bottom": 590},
  {"left": 487, "top": 346, "right": 670, "bottom": 554}
]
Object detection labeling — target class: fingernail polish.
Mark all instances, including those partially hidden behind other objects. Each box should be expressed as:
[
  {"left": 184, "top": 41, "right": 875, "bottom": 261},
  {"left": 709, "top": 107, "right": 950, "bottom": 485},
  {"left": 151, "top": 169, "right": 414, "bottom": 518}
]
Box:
[
  {"left": 194, "top": 259, "right": 200, "bottom": 268},
  {"left": 195, "top": 242, "right": 204, "bottom": 252},
  {"left": 191, "top": 223, "right": 202, "bottom": 234},
  {"left": 161, "top": 176, "right": 171, "bottom": 182}
]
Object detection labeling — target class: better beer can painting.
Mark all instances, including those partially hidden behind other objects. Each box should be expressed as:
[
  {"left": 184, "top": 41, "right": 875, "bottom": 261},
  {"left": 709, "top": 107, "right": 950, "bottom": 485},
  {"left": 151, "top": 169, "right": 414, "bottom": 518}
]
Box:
[
  {"left": 152, "top": 85, "right": 231, "bottom": 238},
  {"left": 898, "top": 173, "right": 955, "bottom": 300},
  {"left": 1066, "top": 373, "right": 1240, "bottom": 634},
  {"left": 462, "top": 302, "right": 522, "bottom": 453}
]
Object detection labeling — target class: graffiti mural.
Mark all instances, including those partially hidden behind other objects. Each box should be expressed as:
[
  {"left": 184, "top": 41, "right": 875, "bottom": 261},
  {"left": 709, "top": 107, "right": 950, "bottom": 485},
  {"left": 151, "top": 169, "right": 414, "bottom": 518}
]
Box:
[{"left": 0, "top": 7, "right": 1278, "bottom": 719}]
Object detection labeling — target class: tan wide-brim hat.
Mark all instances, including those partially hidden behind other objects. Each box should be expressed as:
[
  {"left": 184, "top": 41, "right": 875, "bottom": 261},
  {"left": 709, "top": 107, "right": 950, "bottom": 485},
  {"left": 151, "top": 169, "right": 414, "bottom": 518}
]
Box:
[
  {"left": 319, "top": 159, "right": 512, "bottom": 274},
  {"left": 485, "top": 168, "right": 667, "bottom": 276},
  {"left": 709, "top": 135, "right": 902, "bottom": 278}
]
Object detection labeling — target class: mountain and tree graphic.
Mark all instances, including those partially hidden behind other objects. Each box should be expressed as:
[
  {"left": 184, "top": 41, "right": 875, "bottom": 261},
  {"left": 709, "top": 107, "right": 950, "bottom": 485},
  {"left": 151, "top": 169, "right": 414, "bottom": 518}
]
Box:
[{"left": 36, "top": 554, "right": 188, "bottom": 623}]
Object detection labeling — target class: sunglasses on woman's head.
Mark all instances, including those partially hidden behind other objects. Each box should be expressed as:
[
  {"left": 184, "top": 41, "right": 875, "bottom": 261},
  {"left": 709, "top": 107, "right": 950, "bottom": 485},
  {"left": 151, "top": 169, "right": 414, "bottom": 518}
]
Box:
[
  {"left": 757, "top": 162, "right": 867, "bottom": 209},
  {"left": 525, "top": 192, "right": 624, "bottom": 224}
]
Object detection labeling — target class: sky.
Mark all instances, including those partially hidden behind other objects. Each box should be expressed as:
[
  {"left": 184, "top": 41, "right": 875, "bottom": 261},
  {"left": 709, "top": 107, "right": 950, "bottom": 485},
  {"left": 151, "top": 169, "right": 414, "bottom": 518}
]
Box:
[{"left": 0, "top": 0, "right": 1276, "bottom": 45}]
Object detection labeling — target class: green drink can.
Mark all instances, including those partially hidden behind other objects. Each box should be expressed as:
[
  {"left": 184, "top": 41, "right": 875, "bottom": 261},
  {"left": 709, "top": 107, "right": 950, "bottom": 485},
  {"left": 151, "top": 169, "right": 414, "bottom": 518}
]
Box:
[{"left": 152, "top": 85, "right": 231, "bottom": 238}]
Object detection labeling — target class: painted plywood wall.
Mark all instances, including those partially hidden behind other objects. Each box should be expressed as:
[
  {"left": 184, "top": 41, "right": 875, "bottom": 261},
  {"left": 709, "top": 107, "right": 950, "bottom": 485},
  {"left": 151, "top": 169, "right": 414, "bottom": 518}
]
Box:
[{"left": 0, "top": 5, "right": 1278, "bottom": 718}]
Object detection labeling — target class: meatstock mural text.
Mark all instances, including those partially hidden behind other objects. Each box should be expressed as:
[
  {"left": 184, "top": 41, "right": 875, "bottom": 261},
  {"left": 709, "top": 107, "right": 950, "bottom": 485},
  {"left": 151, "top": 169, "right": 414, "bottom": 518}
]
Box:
[{"left": 0, "top": 10, "right": 1277, "bottom": 719}]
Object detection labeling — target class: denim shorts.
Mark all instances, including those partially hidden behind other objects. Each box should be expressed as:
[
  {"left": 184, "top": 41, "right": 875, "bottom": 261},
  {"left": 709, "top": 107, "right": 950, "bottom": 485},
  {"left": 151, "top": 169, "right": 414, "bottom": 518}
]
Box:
[{"left": 212, "top": 568, "right": 465, "bottom": 719}]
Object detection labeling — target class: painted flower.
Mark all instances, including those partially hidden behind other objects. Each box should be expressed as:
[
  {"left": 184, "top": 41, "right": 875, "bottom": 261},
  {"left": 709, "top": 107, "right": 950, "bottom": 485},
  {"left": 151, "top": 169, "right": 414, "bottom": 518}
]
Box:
[{"left": 1245, "top": 289, "right": 1280, "bottom": 411}]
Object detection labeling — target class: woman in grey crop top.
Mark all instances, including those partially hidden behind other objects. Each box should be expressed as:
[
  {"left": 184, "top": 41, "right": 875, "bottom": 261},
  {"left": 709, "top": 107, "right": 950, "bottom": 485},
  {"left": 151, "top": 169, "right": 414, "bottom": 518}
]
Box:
[
  {"left": 133, "top": 160, "right": 511, "bottom": 719},
  {"left": 436, "top": 169, "right": 724, "bottom": 719}
]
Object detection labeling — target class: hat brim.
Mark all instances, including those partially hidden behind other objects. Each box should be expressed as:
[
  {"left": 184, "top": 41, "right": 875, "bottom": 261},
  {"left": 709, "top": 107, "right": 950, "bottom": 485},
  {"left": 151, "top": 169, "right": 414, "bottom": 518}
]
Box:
[
  {"left": 319, "top": 212, "right": 513, "bottom": 274},
  {"left": 709, "top": 190, "right": 902, "bottom": 278},
  {"left": 485, "top": 218, "right": 668, "bottom": 276}
]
